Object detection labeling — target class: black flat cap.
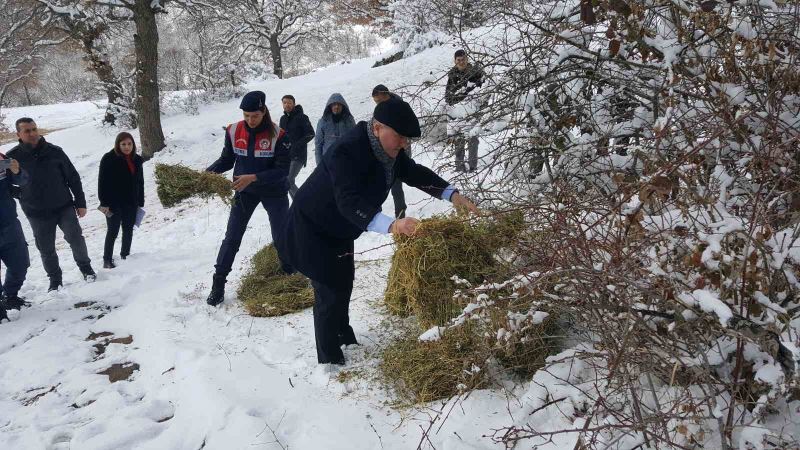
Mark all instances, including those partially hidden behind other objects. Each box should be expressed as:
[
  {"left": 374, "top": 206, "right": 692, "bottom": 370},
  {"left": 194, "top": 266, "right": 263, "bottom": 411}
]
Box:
[{"left": 373, "top": 97, "right": 421, "bottom": 138}]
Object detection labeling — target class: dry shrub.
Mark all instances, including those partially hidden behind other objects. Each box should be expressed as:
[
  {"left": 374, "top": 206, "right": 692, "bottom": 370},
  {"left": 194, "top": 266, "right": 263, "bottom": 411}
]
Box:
[
  {"left": 238, "top": 244, "right": 314, "bottom": 317},
  {"left": 384, "top": 211, "right": 524, "bottom": 328},
  {"left": 485, "top": 301, "right": 561, "bottom": 378},
  {"left": 154, "top": 163, "right": 232, "bottom": 207}
]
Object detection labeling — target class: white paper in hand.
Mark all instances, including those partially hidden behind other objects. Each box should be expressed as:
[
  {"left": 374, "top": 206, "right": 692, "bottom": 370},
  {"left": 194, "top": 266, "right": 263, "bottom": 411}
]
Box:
[{"left": 135, "top": 208, "right": 146, "bottom": 227}]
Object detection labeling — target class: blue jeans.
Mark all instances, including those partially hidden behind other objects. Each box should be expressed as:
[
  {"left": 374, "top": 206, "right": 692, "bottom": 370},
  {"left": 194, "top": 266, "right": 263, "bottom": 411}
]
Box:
[
  {"left": 0, "top": 219, "right": 30, "bottom": 297},
  {"left": 214, "top": 191, "right": 290, "bottom": 277}
]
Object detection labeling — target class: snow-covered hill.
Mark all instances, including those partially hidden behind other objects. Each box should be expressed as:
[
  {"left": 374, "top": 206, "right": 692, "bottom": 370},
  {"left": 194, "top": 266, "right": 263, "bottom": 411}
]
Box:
[{"left": 0, "top": 47, "right": 533, "bottom": 449}]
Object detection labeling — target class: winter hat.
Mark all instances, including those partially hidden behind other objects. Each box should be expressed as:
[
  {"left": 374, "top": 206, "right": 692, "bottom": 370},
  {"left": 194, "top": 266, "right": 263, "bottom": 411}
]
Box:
[
  {"left": 373, "top": 97, "right": 421, "bottom": 138},
  {"left": 240, "top": 91, "right": 266, "bottom": 112},
  {"left": 371, "top": 84, "right": 390, "bottom": 96}
]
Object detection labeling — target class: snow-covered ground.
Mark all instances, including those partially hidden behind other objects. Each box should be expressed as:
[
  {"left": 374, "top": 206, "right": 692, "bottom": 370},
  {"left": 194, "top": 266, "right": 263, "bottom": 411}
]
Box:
[{"left": 0, "top": 46, "right": 536, "bottom": 449}]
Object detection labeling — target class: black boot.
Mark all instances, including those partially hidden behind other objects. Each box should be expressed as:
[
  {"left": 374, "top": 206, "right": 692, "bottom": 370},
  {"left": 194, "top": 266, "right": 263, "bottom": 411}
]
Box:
[
  {"left": 48, "top": 278, "right": 63, "bottom": 292},
  {"left": 395, "top": 208, "right": 406, "bottom": 219},
  {"left": 4, "top": 295, "right": 31, "bottom": 310},
  {"left": 206, "top": 275, "right": 226, "bottom": 306},
  {"left": 81, "top": 266, "right": 97, "bottom": 282},
  {"left": 103, "top": 259, "right": 116, "bottom": 269},
  {"left": 0, "top": 303, "right": 8, "bottom": 323}
]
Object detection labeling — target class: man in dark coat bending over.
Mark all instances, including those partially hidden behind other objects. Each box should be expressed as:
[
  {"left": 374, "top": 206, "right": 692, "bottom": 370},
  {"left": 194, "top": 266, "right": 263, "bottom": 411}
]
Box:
[{"left": 278, "top": 97, "right": 478, "bottom": 365}]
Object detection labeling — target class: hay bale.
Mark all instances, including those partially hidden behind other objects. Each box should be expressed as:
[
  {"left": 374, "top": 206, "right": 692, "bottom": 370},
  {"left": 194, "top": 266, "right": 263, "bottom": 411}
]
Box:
[
  {"left": 380, "top": 325, "right": 488, "bottom": 404},
  {"left": 238, "top": 244, "right": 314, "bottom": 317},
  {"left": 154, "top": 163, "right": 232, "bottom": 208},
  {"left": 384, "top": 211, "right": 524, "bottom": 328}
]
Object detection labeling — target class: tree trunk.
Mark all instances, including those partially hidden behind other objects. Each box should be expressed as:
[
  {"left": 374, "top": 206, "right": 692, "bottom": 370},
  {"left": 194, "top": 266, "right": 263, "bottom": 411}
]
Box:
[
  {"left": 23, "top": 82, "right": 33, "bottom": 106},
  {"left": 269, "top": 34, "right": 283, "bottom": 79},
  {"left": 84, "top": 40, "right": 123, "bottom": 125},
  {"left": 133, "top": 0, "right": 165, "bottom": 160}
]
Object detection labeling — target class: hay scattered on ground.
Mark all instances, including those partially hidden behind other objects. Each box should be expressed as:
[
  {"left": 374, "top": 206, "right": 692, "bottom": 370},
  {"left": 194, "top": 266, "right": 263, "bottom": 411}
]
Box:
[
  {"left": 380, "top": 325, "right": 487, "bottom": 404},
  {"left": 379, "top": 310, "right": 561, "bottom": 404},
  {"left": 384, "top": 211, "right": 524, "bottom": 328},
  {"left": 379, "top": 210, "right": 562, "bottom": 404},
  {"left": 154, "top": 163, "right": 232, "bottom": 208},
  {"left": 238, "top": 244, "right": 314, "bottom": 317}
]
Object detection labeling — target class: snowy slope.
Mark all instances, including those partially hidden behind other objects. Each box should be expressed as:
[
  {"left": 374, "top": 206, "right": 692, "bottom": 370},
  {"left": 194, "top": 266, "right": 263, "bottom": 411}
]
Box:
[{"left": 0, "top": 47, "right": 528, "bottom": 450}]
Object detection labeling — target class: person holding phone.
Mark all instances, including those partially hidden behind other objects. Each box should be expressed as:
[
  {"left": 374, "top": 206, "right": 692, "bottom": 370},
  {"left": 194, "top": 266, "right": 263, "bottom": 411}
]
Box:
[
  {"left": 98, "top": 132, "right": 145, "bottom": 269},
  {"left": 0, "top": 152, "right": 30, "bottom": 321}
]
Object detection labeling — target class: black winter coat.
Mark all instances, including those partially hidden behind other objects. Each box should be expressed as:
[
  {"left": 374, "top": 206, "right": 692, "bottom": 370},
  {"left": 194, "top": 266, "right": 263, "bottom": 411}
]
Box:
[
  {"left": 277, "top": 121, "right": 450, "bottom": 288},
  {"left": 279, "top": 105, "right": 315, "bottom": 166},
  {"left": 7, "top": 137, "right": 87, "bottom": 217},
  {"left": 98, "top": 149, "right": 145, "bottom": 209}
]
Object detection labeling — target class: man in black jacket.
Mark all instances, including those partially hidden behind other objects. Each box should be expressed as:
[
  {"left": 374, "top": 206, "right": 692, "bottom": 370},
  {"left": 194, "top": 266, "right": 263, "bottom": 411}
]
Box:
[
  {"left": 0, "top": 152, "right": 31, "bottom": 321},
  {"left": 445, "top": 49, "right": 485, "bottom": 172},
  {"left": 7, "top": 118, "right": 95, "bottom": 291},
  {"left": 205, "top": 91, "right": 292, "bottom": 306},
  {"left": 278, "top": 97, "right": 478, "bottom": 365},
  {"left": 372, "top": 84, "right": 407, "bottom": 218},
  {"left": 279, "top": 95, "right": 315, "bottom": 198}
]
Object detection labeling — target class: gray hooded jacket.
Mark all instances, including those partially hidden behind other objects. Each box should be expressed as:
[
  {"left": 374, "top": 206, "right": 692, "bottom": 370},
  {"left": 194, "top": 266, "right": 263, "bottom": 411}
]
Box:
[{"left": 314, "top": 93, "right": 356, "bottom": 165}]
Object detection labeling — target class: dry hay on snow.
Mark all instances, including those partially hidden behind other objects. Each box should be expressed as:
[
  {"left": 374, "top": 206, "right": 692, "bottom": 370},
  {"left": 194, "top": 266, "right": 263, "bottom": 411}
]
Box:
[
  {"left": 154, "top": 163, "right": 233, "bottom": 208},
  {"left": 380, "top": 211, "right": 561, "bottom": 404},
  {"left": 384, "top": 211, "right": 524, "bottom": 328},
  {"left": 380, "top": 324, "right": 488, "bottom": 404},
  {"left": 238, "top": 244, "right": 314, "bottom": 317}
]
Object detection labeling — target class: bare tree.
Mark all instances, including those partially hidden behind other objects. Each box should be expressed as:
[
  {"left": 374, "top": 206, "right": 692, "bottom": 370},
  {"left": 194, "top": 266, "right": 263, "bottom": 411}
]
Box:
[
  {"left": 49, "top": 11, "right": 129, "bottom": 125},
  {"left": 0, "top": 0, "right": 65, "bottom": 121},
  {"left": 224, "top": 0, "right": 323, "bottom": 79},
  {"left": 39, "top": 0, "right": 173, "bottom": 158}
]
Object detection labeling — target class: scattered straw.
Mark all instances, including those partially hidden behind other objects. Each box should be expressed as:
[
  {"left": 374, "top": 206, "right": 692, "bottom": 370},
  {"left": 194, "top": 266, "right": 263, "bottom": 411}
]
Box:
[
  {"left": 238, "top": 244, "right": 314, "bottom": 317},
  {"left": 380, "top": 325, "right": 487, "bottom": 404},
  {"left": 155, "top": 163, "right": 232, "bottom": 207}
]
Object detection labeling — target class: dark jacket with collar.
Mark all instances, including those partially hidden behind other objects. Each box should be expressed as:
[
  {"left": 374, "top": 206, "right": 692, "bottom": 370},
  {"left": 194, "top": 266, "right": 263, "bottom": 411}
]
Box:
[
  {"left": 279, "top": 105, "right": 315, "bottom": 166},
  {"left": 98, "top": 149, "right": 145, "bottom": 209},
  {"left": 445, "top": 63, "right": 485, "bottom": 106},
  {"left": 6, "top": 137, "right": 87, "bottom": 217},
  {"left": 206, "top": 118, "right": 290, "bottom": 198},
  {"left": 0, "top": 154, "right": 30, "bottom": 228},
  {"left": 277, "top": 121, "right": 450, "bottom": 288}
]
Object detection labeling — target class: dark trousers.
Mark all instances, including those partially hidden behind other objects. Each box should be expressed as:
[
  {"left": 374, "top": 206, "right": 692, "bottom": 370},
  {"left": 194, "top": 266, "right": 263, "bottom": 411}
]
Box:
[
  {"left": 214, "top": 191, "right": 289, "bottom": 277},
  {"left": 454, "top": 134, "right": 479, "bottom": 171},
  {"left": 26, "top": 206, "right": 91, "bottom": 280},
  {"left": 104, "top": 205, "right": 137, "bottom": 261},
  {"left": 287, "top": 160, "right": 304, "bottom": 199},
  {"left": 391, "top": 180, "right": 406, "bottom": 217},
  {"left": 311, "top": 279, "right": 357, "bottom": 364},
  {"left": 0, "top": 219, "right": 30, "bottom": 297}
]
